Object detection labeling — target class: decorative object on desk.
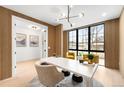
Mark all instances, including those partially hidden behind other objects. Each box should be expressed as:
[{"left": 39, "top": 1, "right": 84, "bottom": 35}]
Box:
[
  {"left": 78, "top": 52, "right": 83, "bottom": 63},
  {"left": 79, "top": 52, "right": 83, "bottom": 56},
  {"left": 88, "top": 53, "right": 94, "bottom": 64},
  {"left": 78, "top": 52, "right": 83, "bottom": 59},
  {"left": 16, "top": 33, "right": 27, "bottom": 47},
  {"left": 83, "top": 54, "right": 99, "bottom": 64},
  {"left": 79, "top": 60, "right": 84, "bottom": 63},
  {"left": 29, "top": 35, "right": 39, "bottom": 47}
]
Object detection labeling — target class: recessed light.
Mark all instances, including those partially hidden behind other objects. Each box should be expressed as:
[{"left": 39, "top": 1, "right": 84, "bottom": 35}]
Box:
[
  {"left": 56, "top": 18, "right": 59, "bottom": 22},
  {"left": 70, "top": 5, "right": 73, "bottom": 8},
  {"left": 42, "top": 29, "right": 46, "bottom": 32},
  {"left": 102, "top": 12, "right": 107, "bottom": 17},
  {"left": 78, "top": 12, "right": 84, "bottom": 18},
  {"left": 61, "top": 13, "right": 66, "bottom": 18},
  {"left": 28, "top": 25, "right": 40, "bottom": 30}
]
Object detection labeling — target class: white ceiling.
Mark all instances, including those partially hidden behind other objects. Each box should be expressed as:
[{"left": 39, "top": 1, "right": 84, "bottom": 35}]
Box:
[
  {"left": 13, "top": 16, "right": 48, "bottom": 31},
  {"left": 3, "top": 5, "right": 124, "bottom": 30}
]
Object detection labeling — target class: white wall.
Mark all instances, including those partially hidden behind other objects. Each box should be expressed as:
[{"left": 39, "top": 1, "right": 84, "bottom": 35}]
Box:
[
  {"left": 16, "top": 27, "right": 42, "bottom": 62},
  {"left": 119, "top": 8, "right": 124, "bottom": 77}
]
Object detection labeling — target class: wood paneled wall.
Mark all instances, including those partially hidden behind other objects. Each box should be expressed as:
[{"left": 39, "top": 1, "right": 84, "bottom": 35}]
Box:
[
  {"left": 48, "top": 26, "right": 56, "bottom": 57},
  {"left": 0, "top": 7, "right": 12, "bottom": 79},
  {"left": 0, "top": 6, "right": 56, "bottom": 80},
  {"left": 55, "top": 24, "right": 63, "bottom": 56},
  {"left": 105, "top": 19, "right": 119, "bottom": 69},
  {"left": 0, "top": 10, "right": 2, "bottom": 80},
  {"left": 63, "top": 31, "right": 68, "bottom": 57}
]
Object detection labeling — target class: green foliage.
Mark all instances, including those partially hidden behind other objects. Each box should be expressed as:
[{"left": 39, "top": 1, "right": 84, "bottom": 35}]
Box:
[
  {"left": 79, "top": 52, "right": 83, "bottom": 56},
  {"left": 88, "top": 53, "right": 94, "bottom": 60}
]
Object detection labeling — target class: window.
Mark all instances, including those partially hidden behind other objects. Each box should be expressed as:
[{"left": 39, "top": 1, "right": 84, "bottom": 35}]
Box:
[
  {"left": 90, "top": 25, "right": 104, "bottom": 51},
  {"left": 78, "top": 28, "right": 88, "bottom": 50},
  {"left": 68, "top": 30, "right": 76, "bottom": 49},
  {"left": 68, "top": 24, "right": 104, "bottom": 58}
]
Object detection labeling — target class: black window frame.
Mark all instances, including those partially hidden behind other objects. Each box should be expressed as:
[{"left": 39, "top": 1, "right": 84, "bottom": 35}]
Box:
[{"left": 68, "top": 23, "right": 105, "bottom": 56}]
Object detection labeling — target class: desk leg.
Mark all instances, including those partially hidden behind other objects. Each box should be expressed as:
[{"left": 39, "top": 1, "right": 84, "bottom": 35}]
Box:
[
  {"left": 86, "top": 78, "right": 93, "bottom": 87},
  {"left": 86, "top": 64, "right": 98, "bottom": 87}
]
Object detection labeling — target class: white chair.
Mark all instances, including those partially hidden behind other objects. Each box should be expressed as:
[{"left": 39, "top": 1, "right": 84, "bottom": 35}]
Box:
[{"left": 35, "top": 61, "right": 64, "bottom": 87}]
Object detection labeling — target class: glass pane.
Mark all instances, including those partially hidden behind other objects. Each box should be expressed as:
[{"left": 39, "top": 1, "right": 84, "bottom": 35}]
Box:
[
  {"left": 68, "top": 30, "right": 76, "bottom": 49},
  {"left": 78, "top": 28, "right": 88, "bottom": 50},
  {"left": 90, "top": 52, "right": 105, "bottom": 65},
  {"left": 78, "top": 51, "right": 88, "bottom": 56},
  {"left": 90, "top": 24, "right": 104, "bottom": 51}
]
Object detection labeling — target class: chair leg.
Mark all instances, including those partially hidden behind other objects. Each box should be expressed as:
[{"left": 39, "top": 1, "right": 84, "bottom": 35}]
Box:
[
  {"left": 62, "top": 70, "right": 70, "bottom": 77},
  {"left": 72, "top": 74, "right": 83, "bottom": 83}
]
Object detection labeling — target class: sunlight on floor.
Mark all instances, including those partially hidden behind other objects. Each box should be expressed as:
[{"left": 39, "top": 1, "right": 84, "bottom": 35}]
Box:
[{"left": 99, "top": 59, "right": 105, "bottom": 66}]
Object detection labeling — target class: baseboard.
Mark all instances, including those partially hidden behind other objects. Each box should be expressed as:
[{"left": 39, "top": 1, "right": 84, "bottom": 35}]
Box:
[{"left": 17, "top": 58, "right": 40, "bottom": 63}]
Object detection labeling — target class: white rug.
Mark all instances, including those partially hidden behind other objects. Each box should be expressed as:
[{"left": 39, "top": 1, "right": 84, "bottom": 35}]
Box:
[{"left": 28, "top": 74, "right": 103, "bottom": 87}]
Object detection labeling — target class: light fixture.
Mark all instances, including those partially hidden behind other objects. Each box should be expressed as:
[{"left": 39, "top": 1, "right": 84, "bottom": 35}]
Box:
[
  {"left": 61, "top": 13, "right": 66, "bottom": 18},
  {"left": 70, "top": 5, "right": 73, "bottom": 8},
  {"left": 78, "top": 13, "right": 84, "bottom": 18},
  {"left": 56, "top": 5, "right": 84, "bottom": 27},
  {"left": 28, "top": 25, "right": 40, "bottom": 30},
  {"left": 102, "top": 12, "right": 107, "bottom": 17},
  {"left": 42, "top": 29, "right": 46, "bottom": 32}
]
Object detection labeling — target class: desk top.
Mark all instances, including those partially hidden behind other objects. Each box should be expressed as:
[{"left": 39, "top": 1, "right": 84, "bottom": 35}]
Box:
[{"left": 40, "top": 57, "right": 98, "bottom": 78}]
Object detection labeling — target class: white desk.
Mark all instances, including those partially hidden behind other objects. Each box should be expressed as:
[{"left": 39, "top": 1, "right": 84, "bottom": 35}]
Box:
[{"left": 40, "top": 57, "right": 99, "bottom": 86}]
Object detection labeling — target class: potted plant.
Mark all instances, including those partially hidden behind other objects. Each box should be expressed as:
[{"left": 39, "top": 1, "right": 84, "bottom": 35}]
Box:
[
  {"left": 78, "top": 52, "right": 84, "bottom": 63},
  {"left": 88, "top": 53, "right": 94, "bottom": 64}
]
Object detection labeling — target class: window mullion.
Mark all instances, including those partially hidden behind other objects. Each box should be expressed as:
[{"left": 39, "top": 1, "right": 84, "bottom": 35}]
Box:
[
  {"left": 88, "top": 27, "right": 90, "bottom": 54},
  {"left": 76, "top": 29, "right": 78, "bottom": 56}
]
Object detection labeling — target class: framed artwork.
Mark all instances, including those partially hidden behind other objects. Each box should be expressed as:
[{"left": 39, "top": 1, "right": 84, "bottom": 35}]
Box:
[
  {"left": 16, "top": 33, "right": 27, "bottom": 47},
  {"left": 29, "top": 35, "right": 39, "bottom": 47}
]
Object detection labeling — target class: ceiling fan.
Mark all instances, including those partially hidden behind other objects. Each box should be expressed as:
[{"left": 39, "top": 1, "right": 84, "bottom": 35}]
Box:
[{"left": 56, "top": 5, "right": 84, "bottom": 27}]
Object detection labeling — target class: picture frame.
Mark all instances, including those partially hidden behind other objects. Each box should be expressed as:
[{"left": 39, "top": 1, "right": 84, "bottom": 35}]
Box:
[
  {"left": 29, "top": 35, "right": 39, "bottom": 47},
  {"left": 16, "top": 33, "right": 27, "bottom": 47}
]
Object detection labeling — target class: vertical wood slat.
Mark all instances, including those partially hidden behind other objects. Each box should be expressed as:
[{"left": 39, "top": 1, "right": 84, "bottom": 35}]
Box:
[
  {"left": 0, "top": 10, "right": 2, "bottom": 80},
  {"left": 0, "top": 7, "right": 12, "bottom": 79},
  {"left": 48, "top": 26, "right": 56, "bottom": 57},
  {"left": 55, "top": 24, "right": 63, "bottom": 56},
  {"left": 105, "top": 19, "right": 119, "bottom": 69},
  {"left": 63, "top": 31, "right": 68, "bottom": 57}
]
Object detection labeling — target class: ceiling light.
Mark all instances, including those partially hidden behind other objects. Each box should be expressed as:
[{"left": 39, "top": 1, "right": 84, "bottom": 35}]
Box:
[
  {"left": 56, "top": 5, "right": 85, "bottom": 27},
  {"left": 42, "top": 29, "right": 46, "bottom": 31},
  {"left": 56, "top": 18, "right": 59, "bottom": 22},
  {"left": 28, "top": 25, "right": 40, "bottom": 30},
  {"left": 61, "top": 13, "right": 66, "bottom": 18},
  {"left": 78, "top": 13, "right": 84, "bottom": 18},
  {"left": 102, "top": 12, "right": 107, "bottom": 17},
  {"left": 70, "top": 5, "right": 73, "bottom": 8}
]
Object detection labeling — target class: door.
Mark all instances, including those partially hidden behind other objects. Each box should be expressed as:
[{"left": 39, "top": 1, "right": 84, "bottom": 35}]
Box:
[
  {"left": 12, "top": 16, "right": 17, "bottom": 76},
  {"left": 41, "top": 30, "right": 48, "bottom": 58}
]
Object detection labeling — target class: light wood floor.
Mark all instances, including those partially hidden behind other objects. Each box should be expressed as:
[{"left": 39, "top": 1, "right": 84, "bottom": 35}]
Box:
[
  {"left": 0, "top": 60, "right": 124, "bottom": 87},
  {"left": 0, "top": 60, "right": 37, "bottom": 87}
]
